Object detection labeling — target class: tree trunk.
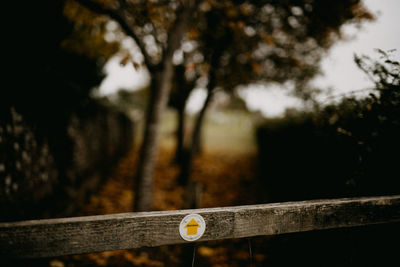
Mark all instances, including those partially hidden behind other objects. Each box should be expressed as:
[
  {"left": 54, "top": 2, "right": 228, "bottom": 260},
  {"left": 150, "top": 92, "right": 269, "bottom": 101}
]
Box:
[
  {"left": 173, "top": 65, "right": 193, "bottom": 164},
  {"left": 175, "top": 12, "right": 229, "bottom": 187},
  {"left": 191, "top": 88, "right": 214, "bottom": 156},
  {"left": 134, "top": 0, "right": 198, "bottom": 211},
  {"left": 175, "top": 102, "right": 186, "bottom": 164},
  {"left": 134, "top": 69, "right": 174, "bottom": 211},
  {"left": 177, "top": 85, "right": 215, "bottom": 186}
]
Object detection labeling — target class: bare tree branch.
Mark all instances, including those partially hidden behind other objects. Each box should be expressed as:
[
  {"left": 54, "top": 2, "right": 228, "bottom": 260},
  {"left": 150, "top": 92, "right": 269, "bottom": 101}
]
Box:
[
  {"left": 74, "top": 0, "right": 155, "bottom": 72},
  {"left": 162, "top": 0, "right": 198, "bottom": 62}
]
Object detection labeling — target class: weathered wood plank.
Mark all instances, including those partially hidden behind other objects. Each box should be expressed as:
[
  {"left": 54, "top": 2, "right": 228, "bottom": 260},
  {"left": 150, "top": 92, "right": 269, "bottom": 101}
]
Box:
[{"left": 1, "top": 195, "right": 399, "bottom": 258}]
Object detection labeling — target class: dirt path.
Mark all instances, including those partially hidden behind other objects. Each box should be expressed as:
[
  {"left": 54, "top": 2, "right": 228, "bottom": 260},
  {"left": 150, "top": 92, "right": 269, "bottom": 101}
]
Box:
[{"left": 81, "top": 145, "right": 258, "bottom": 215}]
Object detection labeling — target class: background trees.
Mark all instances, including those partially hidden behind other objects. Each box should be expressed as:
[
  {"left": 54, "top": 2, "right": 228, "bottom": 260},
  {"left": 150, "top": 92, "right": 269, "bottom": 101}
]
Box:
[
  {"left": 73, "top": 0, "right": 373, "bottom": 211},
  {"left": 76, "top": 0, "right": 200, "bottom": 211},
  {"left": 2, "top": 0, "right": 375, "bottom": 213},
  {"left": 170, "top": 0, "right": 373, "bottom": 186}
]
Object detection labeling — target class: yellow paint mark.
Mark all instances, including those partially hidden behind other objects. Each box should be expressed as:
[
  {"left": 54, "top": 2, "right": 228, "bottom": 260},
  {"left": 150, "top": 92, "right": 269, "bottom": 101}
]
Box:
[{"left": 185, "top": 218, "right": 200, "bottom": 235}]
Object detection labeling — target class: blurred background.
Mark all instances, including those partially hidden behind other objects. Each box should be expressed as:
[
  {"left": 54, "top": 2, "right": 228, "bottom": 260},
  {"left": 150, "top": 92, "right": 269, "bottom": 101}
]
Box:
[{"left": 1, "top": 0, "right": 399, "bottom": 266}]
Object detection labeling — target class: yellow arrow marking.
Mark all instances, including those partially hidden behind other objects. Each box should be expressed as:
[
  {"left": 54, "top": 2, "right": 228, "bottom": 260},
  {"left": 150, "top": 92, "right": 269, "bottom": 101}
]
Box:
[{"left": 184, "top": 218, "right": 200, "bottom": 235}]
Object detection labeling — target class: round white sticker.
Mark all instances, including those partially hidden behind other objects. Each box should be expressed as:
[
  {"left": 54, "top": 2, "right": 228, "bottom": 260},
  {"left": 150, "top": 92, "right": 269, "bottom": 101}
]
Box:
[{"left": 179, "top": 214, "right": 206, "bottom": 241}]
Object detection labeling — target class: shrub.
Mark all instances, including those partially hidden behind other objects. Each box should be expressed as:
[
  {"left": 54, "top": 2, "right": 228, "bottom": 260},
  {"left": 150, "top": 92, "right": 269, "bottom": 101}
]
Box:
[{"left": 257, "top": 50, "right": 400, "bottom": 202}]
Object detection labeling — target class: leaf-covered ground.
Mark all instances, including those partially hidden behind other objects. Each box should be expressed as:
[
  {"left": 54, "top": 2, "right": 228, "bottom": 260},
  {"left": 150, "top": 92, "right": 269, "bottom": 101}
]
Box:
[{"left": 55, "top": 144, "right": 267, "bottom": 267}]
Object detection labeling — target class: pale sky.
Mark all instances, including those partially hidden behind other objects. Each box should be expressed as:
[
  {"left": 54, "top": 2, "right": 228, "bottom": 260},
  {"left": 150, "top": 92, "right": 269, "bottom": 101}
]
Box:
[
  {"left": 98, "top": 0, "right": 400, "bottom": 117},
  {"left": 312, "top": 0, "right": 400, "bottom": 97}
]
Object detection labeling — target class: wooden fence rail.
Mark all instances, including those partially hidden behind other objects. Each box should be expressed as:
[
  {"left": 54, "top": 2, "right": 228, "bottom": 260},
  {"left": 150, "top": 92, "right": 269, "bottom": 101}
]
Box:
[{"left": 1, "top": 195, "right": 400, "bottom": 258}]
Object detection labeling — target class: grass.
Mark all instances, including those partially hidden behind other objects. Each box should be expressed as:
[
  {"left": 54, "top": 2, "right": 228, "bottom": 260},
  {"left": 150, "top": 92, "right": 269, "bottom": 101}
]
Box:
[{"left": 157, "top": 108, "right": 257, "bottom": 154}]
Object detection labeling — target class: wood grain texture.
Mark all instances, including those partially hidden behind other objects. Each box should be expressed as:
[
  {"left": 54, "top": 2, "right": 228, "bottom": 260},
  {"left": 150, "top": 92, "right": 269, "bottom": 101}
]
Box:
[{"left": 1, "top": 195, "right": 399, "bottom": 258}]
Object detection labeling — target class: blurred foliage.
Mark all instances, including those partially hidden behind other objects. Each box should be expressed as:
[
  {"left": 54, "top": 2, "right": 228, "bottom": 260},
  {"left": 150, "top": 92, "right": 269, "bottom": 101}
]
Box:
[
  {"left": 1, "top": 0, "right": 121, "bottom": 154},
  {"left": 1, "top": 0, "right": 133, "bottom": 220},
  {"left": 257, "top": 50, "right": 400, "bottom": 202},
  {"left": 62, "top": 0, "right": 120, "bottom": 61},
  {"left": 0, "top": 108, "right": 59, "bottom": 220},
  {"left": 2, "top": 0, "right": 118, "bottom": 128},
  {"left": 182, "top": 0, "right": 372, "bottom": 93}
]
